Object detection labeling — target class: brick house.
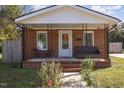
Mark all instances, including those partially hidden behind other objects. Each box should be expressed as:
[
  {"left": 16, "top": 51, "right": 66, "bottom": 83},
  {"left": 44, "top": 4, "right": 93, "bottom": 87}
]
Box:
[{"left": 15, "top": 5, "right": 120, "bottom": 71}]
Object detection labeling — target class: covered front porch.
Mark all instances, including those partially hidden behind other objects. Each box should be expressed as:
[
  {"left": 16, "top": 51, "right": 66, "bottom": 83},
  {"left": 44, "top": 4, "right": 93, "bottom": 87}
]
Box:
[
  {"left": 24, "top": 23, "right": 109, "bottom": 59},
  {"left": 22, "top": 23, "right": 111, "bottom": 71}
]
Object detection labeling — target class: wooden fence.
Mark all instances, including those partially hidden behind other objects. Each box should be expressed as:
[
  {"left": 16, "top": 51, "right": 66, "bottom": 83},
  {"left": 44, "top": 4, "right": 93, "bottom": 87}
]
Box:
[
  {"left": 109, "top": 42, "right": 122, "bottom": 53},
  {"left": 2, "top": 39, "right": 22, "bottom": 63}
]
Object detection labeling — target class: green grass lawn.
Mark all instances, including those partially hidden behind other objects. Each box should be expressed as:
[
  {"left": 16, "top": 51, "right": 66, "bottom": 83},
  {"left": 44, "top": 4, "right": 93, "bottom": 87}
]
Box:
[
  {"left": 92, "top": 56, "right": 124, "bottom": 88},
  {"left": 0, "top": 52, "right": 124, "bottom": 88},
  {"left": 0, "top": 64, "right": 41, "bottom": 88},
  {"left": 110, "top": 56, "right": 124, "bottom": 64},
  {"left": 0, "top": 53, "right": 41, "bottom": 88}
]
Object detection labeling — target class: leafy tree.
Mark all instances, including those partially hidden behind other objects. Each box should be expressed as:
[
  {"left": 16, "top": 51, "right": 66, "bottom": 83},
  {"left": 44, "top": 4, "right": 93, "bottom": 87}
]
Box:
[
  {"left": 0, "top": 5, "right": 34, "bottom": 41},
  {"left": 0, "top": 24, "right": 21, "bottom": 42},
  {"left": 0, "top": 6, "right": 20, "bottom": 26},
  {"left": 109, "top": 24, "right": 124, "bottom": 48},
  {"left": 0, "top": 5, "right": 35, "bottom": 65},
  {"left": 0, "top": 6, "right": 21, "bottom": 41}
]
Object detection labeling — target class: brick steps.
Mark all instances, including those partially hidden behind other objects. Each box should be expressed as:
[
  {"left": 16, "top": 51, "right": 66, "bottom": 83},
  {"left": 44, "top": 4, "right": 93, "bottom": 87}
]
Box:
[
  {"left": 60, "top": 63, "right": 81, "bottom": 68},
  {"left": 23, "top": 61, "right": 82, "bottom": 72},
  {"left": 23, "top": 60, "right": 111, "bottom": 72},
  {"left": 61, "top": 62, "right": 81, "bottom": 72},
  {"left": 62, "top": 68, "right": 81, "bottom": 72}
]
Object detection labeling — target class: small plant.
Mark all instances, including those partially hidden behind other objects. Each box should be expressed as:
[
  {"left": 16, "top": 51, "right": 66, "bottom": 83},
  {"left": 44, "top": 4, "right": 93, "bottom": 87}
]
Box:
[
  {"left": 81, "top": 58, "right": 94, "bottom": 70},
  {"left": 80, "top": 58, "right": 96, "bottom": 87},
  {"left": 38, "top": 60, "right": 63, "bottom": 88}
]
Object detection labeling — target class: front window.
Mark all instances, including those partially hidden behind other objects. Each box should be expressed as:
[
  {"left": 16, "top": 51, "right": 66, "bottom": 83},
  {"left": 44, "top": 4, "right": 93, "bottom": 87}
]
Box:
[
  {"left": 37, "top": 31, "right": 47, "bottom": 50},
  {"left": 83, "top": 31, "right": 94, "bottom": 46}
]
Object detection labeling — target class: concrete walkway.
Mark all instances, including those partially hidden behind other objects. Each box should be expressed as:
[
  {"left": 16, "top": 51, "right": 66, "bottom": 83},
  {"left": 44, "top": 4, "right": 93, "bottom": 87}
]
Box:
[
  {"left": 109, "top": 54, "right": 124, "bottom": 59},
  {"left": 62, "top": 72, "right": 87, "bottom": 88}
]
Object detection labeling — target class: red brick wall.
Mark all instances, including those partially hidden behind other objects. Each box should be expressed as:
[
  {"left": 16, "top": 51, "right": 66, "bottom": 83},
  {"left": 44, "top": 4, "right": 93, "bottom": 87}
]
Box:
[
  {"left": 24, "top": 29, "right": 36, "bottom": 59},
  {"left": 94, "top": 29, "right": 108, "bottom": 59},
  {"left": 72, "top": 30, "right": 83, "bottom": 57},
  {"left": 48, "top": 30, "right": 58, "bottom": 57},
  {"left": 24, "top": 29, "right": 108, "bottom": 59}
]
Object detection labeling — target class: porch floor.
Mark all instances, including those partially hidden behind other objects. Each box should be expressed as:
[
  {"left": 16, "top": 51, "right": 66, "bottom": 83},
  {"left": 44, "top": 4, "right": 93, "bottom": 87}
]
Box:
[{"left": 27, "top": 57, "right": 106, "bottom": 62}]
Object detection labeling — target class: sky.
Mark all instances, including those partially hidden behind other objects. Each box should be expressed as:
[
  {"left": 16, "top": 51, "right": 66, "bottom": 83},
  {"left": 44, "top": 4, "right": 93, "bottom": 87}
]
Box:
[
  {"left": 32, "top": 5, "right": 124, "bottom": 22},
  {"left": 86, "top": 5, "right": 124, "bottom": 22}
]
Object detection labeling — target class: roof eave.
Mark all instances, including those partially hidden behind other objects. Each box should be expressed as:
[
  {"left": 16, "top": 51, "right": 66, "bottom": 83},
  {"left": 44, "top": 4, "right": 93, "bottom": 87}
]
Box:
[{"left": 76, "top": 5, "right": 121, "bottom": 23}]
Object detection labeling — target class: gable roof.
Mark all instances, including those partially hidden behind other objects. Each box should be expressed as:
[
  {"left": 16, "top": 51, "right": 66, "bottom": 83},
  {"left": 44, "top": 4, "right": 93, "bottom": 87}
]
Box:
[
  {"left": 16, "top": 5, "right": 56, "bottom": 19},
  {"left": 77, "top": 5, "right": 121, "bottom": 22},
  {"left": 15, "top": 5, "right": 121, "bottom": 24}
]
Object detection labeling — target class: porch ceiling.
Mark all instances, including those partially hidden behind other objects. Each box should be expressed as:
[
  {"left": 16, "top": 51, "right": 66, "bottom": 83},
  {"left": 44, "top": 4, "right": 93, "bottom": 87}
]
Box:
[{"left": 27, "top": 24, "right": 110, "bottom": 29}]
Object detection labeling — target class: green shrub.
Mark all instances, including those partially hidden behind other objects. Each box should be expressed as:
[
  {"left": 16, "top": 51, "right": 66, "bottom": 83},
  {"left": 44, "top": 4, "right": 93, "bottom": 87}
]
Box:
[
  {"left": 80, "top": 58, "right": 95, "bottom": 87},
  {"left": 38, "top": 61, "right": 63, "bottom": 88},
  {"left": 81, "top": 58, "right": 94, "bottom": 70}
]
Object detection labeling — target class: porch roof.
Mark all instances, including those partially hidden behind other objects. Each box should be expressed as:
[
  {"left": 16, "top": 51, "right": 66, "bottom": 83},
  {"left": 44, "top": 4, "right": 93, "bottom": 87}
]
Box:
[
  {"left": 15, "top": 5, "right": 121, "bottom": 24},
  {"left": 27, "top": 24, "right": 109, "bottom": 30}
]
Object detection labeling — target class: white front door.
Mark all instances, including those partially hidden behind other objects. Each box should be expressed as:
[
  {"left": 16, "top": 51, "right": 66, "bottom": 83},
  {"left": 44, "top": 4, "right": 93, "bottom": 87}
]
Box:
[{"left": 59, "top": 30, "right": 72, "bottom": 57}]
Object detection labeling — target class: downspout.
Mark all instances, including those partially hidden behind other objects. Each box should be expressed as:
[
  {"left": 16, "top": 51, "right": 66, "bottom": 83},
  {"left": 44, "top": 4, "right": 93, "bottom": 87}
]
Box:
[
  {"left": 82, "top": 24, "right": 84, "bottom": 45},
  {"left": 22, "top": 24, "right": 27, "bottom": 67},
  {"left": 106, "top": 25, "right": 109, "bottom": 60},
  {"left": 86, "top": 24, "right": 87, "bottom": 46},
  {"left": 47, "top": 24, "right": 49, "bottom": 56},
  {"left": 25, "top": 24, "right": 27, "bottom": 61},
  {"left": 50, "top": 24, "right": 52, "bottom": 57},
  {"left": 104, "top": 24, "right": 107, "bottom": 60},
  {"left": 20, "top": 25, "right": 25, "bottom": 68}
]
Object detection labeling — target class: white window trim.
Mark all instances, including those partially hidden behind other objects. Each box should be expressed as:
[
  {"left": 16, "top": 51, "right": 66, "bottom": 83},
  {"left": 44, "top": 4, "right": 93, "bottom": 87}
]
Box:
[
  {"left": 83, "top": 31, "right": 94, "bottom": 46},
  {"left": 37, "top": 31, "right": 48, "bottom": 50}
]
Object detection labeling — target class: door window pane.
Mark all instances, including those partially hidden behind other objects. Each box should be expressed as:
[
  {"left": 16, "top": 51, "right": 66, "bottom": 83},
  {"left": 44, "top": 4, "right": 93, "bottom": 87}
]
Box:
[
  {"left": 62, "top": 34, "right": 69, "bottom": 49},
  {"left": 37, "top": 32, "right": 47, "bottom": 50}
]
